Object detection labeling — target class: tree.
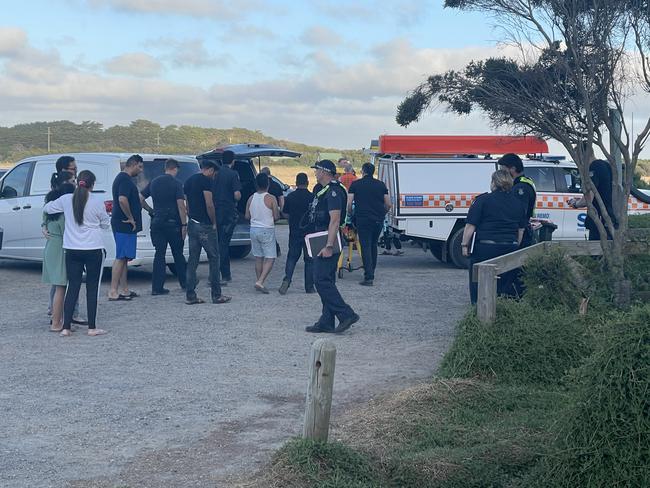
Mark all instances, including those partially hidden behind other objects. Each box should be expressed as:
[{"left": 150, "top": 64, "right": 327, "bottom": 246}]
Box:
[{"left": 397, "top": 0, "right": 650, "bottom": 305}]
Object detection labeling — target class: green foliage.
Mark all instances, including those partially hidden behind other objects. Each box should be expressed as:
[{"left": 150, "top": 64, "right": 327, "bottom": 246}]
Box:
[
  {"left": 438, "top": 300, "right": 591, "bottom": 386},
  {"left": 271, "top": 382, "right": 565, "bottom": 488},
  {"left": 0, "top": 120, "right": 366, "bottom": 167},
  {"left": 279, "top": 439, "right": 379, "bottom": 487},
  {"left": 534, "top": 304, "right": 650, "bottom": 488},
  {"left": 629, "top": 213, "right": 650, "bottom": 229},
  {"left": 520, "top": 248, "right": 585, "bottom": 310}
]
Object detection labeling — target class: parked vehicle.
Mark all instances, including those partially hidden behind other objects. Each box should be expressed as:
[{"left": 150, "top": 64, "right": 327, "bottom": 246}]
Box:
[
  {"left": 0, "top": 145, "right": 300, "bottom": 266},
  {"left": 196, "top": 143, "right": 301, "bottom": 257},
  {"left": 0, "top": 169, "right": 7, "bottom": 179},
  {"left": 375, "top": 135, "right": 650, "bottom": 268}
]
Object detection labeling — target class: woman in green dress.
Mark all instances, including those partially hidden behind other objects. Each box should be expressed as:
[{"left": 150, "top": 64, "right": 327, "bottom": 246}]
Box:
[{"left": 42, "top": 172, "right": 75, "bottom": 332}]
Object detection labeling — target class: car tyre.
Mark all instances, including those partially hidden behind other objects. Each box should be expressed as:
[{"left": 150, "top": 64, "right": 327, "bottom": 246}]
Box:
[
  {"left": 428, "top": 241, "right": 443, "bottom": 261},
  {"left": 448, "top": 227, "right": 469, "bottom": 269}
]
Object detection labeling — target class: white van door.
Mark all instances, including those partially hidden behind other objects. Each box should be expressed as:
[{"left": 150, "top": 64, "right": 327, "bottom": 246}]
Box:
[
  {"left": 552, "top": 166, "right": 588, "bottom": 239},
  {"left": 524, "top": 165, "right": 573, "bottom": 238},
  {"left": 0, "top": 162, "right": 33, "bottom": 258}
]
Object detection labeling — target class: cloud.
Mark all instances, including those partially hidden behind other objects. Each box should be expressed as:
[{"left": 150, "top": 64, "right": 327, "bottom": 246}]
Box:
[
  {"left": 5, "top": 31, "right": 644, "bottom": 157},
  {"left": 104, "top": 52, "right": 163, "bottom": 77},
  {"left": 145, "top": 38, "right": 229, "bottom": 68},
  {"left": 300, "top": 26, "right": 342, "bottom": 47},
  {"left": 86, "top": 0, "right": 260, "bottom": 20},
  {"left": 0, "top": 27, "right": 29, "bottom": 57}
]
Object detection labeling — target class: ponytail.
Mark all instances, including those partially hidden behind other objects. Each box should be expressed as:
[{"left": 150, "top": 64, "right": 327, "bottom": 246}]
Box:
[{"left": 73, "top": 170, "right": 96, "bottom": 225}]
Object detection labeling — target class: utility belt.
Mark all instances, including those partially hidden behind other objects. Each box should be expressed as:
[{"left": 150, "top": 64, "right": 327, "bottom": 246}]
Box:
[{"left": 478, "top": 240, "right": 518, "bottom": 245}]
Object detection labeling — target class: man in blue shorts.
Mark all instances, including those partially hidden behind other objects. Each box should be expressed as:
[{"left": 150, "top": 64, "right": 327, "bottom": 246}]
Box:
[{"left": 109, "top": 154, "right": 143, "bottom": 301}]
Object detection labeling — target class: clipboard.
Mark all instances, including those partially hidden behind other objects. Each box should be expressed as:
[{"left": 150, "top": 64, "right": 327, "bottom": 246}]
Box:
[{"left": 304, "top": 230, "right": 342, "bottom": 258}]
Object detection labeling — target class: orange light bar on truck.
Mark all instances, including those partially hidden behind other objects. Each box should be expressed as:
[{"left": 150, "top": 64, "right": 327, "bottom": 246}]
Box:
[{"left": 378, "top": 135, "right": 549, "bottom": 155}]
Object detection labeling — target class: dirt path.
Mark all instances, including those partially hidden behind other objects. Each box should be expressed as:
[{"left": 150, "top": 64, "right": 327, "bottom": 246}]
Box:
[{"left": 0, "top": 227, "right": 467, "bottom": 487}]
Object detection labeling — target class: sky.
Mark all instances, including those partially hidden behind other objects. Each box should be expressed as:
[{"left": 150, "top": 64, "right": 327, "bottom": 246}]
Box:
[{"left": 1, "top": 0, "right": 647, "bottom": 154}]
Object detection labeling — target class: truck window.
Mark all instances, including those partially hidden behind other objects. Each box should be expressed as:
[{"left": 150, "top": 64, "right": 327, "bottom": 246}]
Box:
[
  {"left": 557, "top": 168, "right": 582, "bottom": 193},
  {"left": 525, "top": 167, "right": 556, "bottom": 192},
  {"left": 0, "top": 163, "right": 32, "bottom": 199}
]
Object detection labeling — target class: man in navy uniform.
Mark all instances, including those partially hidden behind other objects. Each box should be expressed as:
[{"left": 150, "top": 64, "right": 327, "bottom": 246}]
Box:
[
  {"left": 305, "top": 160, "right": 359, "bottom": 334},
  {"left": 498, "top": 153, "right": 536, "bottom": 248}
]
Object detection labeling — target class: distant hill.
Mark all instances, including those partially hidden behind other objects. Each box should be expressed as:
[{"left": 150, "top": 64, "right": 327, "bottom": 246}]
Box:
[{"left": 0, "top": 120, "right": 366, "bottom": 166}]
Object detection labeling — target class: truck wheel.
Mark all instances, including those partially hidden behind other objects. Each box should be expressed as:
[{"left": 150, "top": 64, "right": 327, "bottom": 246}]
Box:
[
  {"left": 230, "top": 244, "right": 251, "bottom": 259},
  {"left": 428, "top": 241, "right": 443, "bottom": 261},
  {"left": 448, "top": 228, "right": 469, "bottom": 269}
]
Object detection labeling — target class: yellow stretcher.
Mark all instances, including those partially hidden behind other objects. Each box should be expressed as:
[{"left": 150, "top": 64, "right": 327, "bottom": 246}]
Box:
[{"left": 337, "top": 225, "right": 363, "bottom": 278}]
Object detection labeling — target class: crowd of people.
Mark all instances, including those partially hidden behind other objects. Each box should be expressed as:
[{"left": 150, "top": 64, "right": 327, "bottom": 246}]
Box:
[
  {"left": 40, "top": 152, "right": 399, "bottom": 337},
  {"left": 40, "top": 147, "right": 615, "bottom": 336}
]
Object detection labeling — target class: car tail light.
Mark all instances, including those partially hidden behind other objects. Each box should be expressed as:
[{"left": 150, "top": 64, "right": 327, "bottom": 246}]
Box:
[{"left": 104, "top": 200, "right": 113, "bottom": 215}]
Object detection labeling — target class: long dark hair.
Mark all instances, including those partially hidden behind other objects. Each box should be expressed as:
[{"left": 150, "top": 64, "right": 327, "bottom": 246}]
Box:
[
  {"left": 73, "top": 170, "right": 96, "bottom": 225},
  {"left": 45, "top": 172, "right": 75, "bottom": 222}
]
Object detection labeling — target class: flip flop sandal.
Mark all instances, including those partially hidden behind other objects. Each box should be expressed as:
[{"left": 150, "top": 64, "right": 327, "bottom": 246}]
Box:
[
  {"left": 109, "top": 295, "right": 131, "bottom": 301},
  {"left": 185, "top": 298, "right": 206, "bottom": 305},
  {"left": 120, "top": 291, "right": 139, "bottom": 298},
  {"left": 254, "top": 284, "right": 270, "bottom": 294}
]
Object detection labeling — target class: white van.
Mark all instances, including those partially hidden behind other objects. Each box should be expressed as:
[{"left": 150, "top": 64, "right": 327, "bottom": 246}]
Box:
[
  {"left": 0, "top": 145, "right": 300, "bottom": 267},
  {"left": 0, "top": 153, "right": 202, "bottom": 267},
  {"left": 375, "top": 135, "right": 650, "bottom": 267}
]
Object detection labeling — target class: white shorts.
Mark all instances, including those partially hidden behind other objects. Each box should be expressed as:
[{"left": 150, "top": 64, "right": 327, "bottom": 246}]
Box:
[{"left": 250, "top": 227, "right": 277, "bottom": 258}]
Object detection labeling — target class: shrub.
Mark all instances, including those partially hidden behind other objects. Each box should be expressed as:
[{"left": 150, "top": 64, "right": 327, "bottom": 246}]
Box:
[
  {"left": 536, "top": 304, "right": 650, "bottom": 487},
  {"left": 438, "top": 300, "right": 591, "bottom": 386}
]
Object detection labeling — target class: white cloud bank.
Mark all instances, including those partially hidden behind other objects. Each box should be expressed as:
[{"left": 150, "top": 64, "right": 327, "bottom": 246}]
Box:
[{"left": 0, "top": 26, "right": 644, "bottom": 155}]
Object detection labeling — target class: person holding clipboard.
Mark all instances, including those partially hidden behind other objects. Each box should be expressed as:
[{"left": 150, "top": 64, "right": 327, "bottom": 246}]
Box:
[{"left": 304, "top": 160, "right": 359, "bottom": 334}]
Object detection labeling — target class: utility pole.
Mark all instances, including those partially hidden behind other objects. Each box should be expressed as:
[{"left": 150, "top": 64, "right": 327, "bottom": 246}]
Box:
[
  {"left": 156, "top": 131, "right": 161, "bottom": 147},
  {"left": 47, "top": 126, "right": 51, "bottom": 153}
]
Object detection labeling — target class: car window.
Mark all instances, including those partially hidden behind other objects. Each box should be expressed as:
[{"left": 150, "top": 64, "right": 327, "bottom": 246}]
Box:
[
  {"left": 525, "top": 167, "right": 557, "bottom": 192},
  {"left": 30, "top": 162, "right": 56, "bottom": 196},
  {"left": 135, "top": 160, "right": 199, "bottom": 192},
  {"left": 0, "top": 163, "right": 32, "bottom": 199},
  {"left": 558, "top": 168, "right": 582, "bottom": 193}
]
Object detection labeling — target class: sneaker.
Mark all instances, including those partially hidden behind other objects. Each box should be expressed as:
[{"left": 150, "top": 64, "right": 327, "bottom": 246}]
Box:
[
  {"left": 335, "top": 313, "right": 360, "bottom": 333},
  {"left": 359, "top": 280, "right": 374, "bottom": 286},
  {"left": 279, "top": 279, "right": 290, "bottom": 295},
  {"left": 152, "top": 288, "right": 170, "bottom": 296},
  {"left": 305, "top": 323, "right": 335, "bottom": 333}
]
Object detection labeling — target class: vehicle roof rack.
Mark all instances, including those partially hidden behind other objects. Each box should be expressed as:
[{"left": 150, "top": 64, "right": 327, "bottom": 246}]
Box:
[{"left": 378, "top": 135, "right": 549, "bottom": 157}]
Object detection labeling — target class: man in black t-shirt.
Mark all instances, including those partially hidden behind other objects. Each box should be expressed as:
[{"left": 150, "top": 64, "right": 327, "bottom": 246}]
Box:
[
  {"left": 109, "top": 154, "right": 143, "bottom": 301},
  {"left": 184, "top": 160, "right": 231, "bottom": 305},
  {"left": 140, "top": 158, "right": 188, "bottom": 295},
  {"left": 568, "top": 159, "right": 617, "bottom": 240},
  {"left": 305, "top": 160, "right": 358, "bottom": 334},
  {"left": 347, "top": 163, "right": 391, "bottom": 286},
  {"left": 279, "top": 173, "right": 314, "bottom": 295},
  {"left": 212, "top": 150, "right": 242, "bottom": 282}
]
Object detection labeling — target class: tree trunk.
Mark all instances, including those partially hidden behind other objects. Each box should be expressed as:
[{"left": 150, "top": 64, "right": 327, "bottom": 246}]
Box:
[{"left": 608, "top": 228, "right": 630, "bottom": 308}]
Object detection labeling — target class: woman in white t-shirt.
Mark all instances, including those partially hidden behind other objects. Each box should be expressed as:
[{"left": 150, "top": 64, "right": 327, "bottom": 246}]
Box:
[
  {"left": 245, "top": 173, "right": 280, "bottom": 293},
  {"left": 44, "top": 170, "right": 110, "bottom": 337}
]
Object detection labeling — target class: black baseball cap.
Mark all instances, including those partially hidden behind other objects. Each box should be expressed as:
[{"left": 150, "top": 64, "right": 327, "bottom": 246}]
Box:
[{"left": 311, "top": 159, "right": 337, "bottom": 175}]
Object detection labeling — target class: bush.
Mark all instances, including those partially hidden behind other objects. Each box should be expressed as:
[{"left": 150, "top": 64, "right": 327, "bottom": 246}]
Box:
[
  {"left": 629, "top": 213, "right": 650, "bottom": 229},
  {"left": 535, "top": 304, "right": 650, "bottom": 487},
  {"left": 438, "top": 300, "right": 591, "bottom": 386},
  {"left": 277, "top": 439, "right": 379, "bottom": 488}
]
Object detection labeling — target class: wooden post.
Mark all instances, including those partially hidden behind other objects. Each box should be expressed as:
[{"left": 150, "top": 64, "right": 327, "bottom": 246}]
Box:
[
  {"left": 303, "top": 339, "right": 337, "bottom": 442},
  {"left": 477, "top": 264, "right": 497, "bottom": 324}
]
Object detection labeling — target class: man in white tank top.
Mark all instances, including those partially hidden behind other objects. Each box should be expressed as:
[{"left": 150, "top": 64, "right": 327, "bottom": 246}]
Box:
[{"left": 245, "top": 173, "right": 280, "bottom": 293}]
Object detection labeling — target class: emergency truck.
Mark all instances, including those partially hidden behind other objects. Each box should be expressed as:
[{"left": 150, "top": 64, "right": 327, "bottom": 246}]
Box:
[{"left": 375, "top": 135, "right": 650, "bottom": 268}]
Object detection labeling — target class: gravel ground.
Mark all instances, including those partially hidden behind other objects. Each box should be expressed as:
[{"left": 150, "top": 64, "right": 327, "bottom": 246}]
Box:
[{"left": 0, "top": 226, "right": 467, "bottom": 488}]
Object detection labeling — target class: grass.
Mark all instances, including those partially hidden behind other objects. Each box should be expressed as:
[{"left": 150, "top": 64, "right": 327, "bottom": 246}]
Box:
[
  {"left": 241, "top": 246, "right": 650, "bottom": 488},
  {"left": 244, "top": 380, "right": 566, "bottom": 488}
]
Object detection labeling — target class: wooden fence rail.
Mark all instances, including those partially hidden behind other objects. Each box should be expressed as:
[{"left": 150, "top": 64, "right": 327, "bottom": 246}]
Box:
[{"left": 472, "top": 229, "right": 650, "bottom": 324}]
